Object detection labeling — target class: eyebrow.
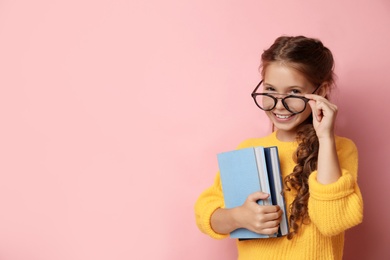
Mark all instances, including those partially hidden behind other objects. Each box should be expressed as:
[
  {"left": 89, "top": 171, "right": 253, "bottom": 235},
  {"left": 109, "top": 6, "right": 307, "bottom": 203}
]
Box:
[{"left": 263, "top": 82, "right": 304, "bottom": 89}]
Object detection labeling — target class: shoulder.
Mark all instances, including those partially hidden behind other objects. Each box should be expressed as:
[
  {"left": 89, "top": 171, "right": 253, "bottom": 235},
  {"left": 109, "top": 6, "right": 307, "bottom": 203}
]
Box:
[
  {"left": 334, "top": 135, "right": 359, "bottom": 174},
  {"left": 334, "top": 135, "right": 358, "bottom": 159},
  {"left": 335, "top": 135, "right": 358, "bottom": 151}
]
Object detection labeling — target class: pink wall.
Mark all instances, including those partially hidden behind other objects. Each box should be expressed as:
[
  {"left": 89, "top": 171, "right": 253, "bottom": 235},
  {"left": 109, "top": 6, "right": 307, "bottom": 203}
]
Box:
[{"left": 0, "top": 0, "right": 389, "bottom": 259}]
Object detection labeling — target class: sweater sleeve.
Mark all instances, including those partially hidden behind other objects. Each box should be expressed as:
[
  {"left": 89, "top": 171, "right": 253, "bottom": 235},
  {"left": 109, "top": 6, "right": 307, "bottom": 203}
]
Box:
[
  {"left": 194, "top": 139, "right": 259, "bottom": 239},
  {"left": 194, "top": 172, "right": 228, "bottom": 239},
  {"left": 308, "top": 137, "right": 363, "bottom": 236}
]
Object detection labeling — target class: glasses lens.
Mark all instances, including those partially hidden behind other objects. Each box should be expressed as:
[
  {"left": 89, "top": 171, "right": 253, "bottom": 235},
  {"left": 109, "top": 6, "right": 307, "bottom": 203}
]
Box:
[
  {"left": 283, "top": 96, "right": 307, "bottom": 113},
  {"left": 255, "top": 95, "right": 276, "bottom": 111}
]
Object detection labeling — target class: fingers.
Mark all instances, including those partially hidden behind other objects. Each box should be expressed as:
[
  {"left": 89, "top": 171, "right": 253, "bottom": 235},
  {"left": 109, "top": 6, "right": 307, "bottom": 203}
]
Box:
[
  {"left": 304, "top": 93, "right": 324, "bottom": 101},
  {"left": 308, "top": 100, "right": 323, "bottom": 122},
  {"left": 252, "top": 208, "right": 283, "bottom": 235},
  {"left": 306, "top": 94, "right": 325, "bottom": 122},
  {"left": 305, "top": 94, "right": 337, "bottom": 111},
  {"left": 305, "top": 94, "right": 338, "bottom": 122},
  {"left": 259, "top": 215, "right": 282, "bottom": 229},
  {"left": 242, "top": 192, "right": 284, "bottom": 235},
  {"left": 255, "top": 206, "right": 282, "bottom": 224},
  {"left": 260, "top": 226, "right": 281, "bottom": 235},
  {"left": 247, "top": 191, "right": 270, "bottom": 202},
  {"left": 258, "top": 206, "right": 282, "bottom": 221}
]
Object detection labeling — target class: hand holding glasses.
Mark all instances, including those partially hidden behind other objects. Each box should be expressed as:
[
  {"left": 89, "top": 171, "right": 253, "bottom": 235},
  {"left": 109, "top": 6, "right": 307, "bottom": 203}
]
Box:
[{"left": 251, "top": 80, "right": 321, "bottom": 114}]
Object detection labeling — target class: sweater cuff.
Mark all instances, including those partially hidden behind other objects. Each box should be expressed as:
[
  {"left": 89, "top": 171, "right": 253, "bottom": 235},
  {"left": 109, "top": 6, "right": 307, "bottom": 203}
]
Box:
[
  {"left": 309, "top": 169, "right": 355, "bottom": 201},
  {"left": 197, "top": 202, "right": 228, "bottom": 240}
]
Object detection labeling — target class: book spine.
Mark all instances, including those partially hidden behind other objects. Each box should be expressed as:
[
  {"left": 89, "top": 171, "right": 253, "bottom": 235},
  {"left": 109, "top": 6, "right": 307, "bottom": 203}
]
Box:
[
  {"left": 254, "top": 147, "right": 272, "bottom": 206},
  {"left": 267, "top": 147, "right": 289, "bottom": 236}
]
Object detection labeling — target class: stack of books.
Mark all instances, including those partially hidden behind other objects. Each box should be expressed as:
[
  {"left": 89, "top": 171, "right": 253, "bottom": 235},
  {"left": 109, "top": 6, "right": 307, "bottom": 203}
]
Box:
[{"left": 217, "top": 146, "right": 288, "bottom": 239}]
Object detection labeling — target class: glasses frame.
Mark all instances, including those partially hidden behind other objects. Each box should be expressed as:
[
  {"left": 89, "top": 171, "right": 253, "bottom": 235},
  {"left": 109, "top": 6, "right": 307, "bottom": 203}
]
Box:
[{"left": 251, "top": 80, "right": 321, "bottom": 114}]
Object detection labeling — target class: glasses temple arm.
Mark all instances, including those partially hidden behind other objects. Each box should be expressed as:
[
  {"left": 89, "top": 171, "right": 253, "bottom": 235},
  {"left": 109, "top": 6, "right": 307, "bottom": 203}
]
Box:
[
  {"left": 312, "top": 84, "right": 322, "bottom": 94},
  {"left": 251, "top": 80, "right": 263, "bottom": 95}
]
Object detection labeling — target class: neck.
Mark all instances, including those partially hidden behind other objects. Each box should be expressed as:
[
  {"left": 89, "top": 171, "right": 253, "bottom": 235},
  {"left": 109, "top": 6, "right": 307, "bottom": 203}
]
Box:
[{"left": 275, "top": 130, "right": 297, "bottom": 142}]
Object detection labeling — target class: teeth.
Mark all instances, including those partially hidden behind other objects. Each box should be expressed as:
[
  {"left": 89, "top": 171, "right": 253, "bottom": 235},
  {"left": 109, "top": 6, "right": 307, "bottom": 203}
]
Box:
[{"left": 275, "top": 114, "right": 291, "bottom": 119}]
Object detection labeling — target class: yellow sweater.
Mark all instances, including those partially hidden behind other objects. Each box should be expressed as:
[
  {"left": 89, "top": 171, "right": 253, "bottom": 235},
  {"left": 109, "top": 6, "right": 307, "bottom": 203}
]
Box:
[{"left": 195, "top": 131, "right": 363, "bottom": 260}]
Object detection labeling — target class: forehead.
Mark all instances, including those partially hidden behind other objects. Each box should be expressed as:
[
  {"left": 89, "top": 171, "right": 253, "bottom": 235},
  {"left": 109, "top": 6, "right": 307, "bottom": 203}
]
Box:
[{"left": 263, "top": 62, "right": 312, "bottom": 89}]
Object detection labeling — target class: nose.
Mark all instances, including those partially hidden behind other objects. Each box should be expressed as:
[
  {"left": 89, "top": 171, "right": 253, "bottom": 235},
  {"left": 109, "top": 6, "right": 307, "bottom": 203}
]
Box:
[{"left": 274, "top": 97, "right": 285, "bottom": 110}]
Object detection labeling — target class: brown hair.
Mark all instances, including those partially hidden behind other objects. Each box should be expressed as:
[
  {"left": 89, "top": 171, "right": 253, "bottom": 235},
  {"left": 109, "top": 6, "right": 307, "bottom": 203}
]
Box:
[{"left": 260, "top": 36, "right": 335, "bottom": 239}]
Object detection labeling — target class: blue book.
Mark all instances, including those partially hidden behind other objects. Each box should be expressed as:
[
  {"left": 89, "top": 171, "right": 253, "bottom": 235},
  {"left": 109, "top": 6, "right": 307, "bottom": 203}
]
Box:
[
  {"left": 217, "top": 147, "right": 273, "bottom": 239},
  {"left": 217, "top": 146, "right": 288, "bottom": 239}
]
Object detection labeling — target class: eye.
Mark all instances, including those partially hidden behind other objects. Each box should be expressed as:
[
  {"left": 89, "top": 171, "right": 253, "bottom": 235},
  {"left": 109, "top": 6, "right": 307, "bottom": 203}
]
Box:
[
  {"left": 263, "top": 86, "right": 277, "bottom": 93},
  {"left": 289, "top": 89, "right": 302, "bottom": 95}
]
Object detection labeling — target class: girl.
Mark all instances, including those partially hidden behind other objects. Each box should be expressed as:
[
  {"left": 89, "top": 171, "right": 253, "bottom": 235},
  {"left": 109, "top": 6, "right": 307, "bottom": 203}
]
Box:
[{"left": 195, "top": 36, "right": 363, "bottom": 260}]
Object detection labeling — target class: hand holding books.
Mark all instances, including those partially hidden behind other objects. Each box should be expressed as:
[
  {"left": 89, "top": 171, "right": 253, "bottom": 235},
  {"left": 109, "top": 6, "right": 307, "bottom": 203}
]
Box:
[{"left": 235, "top": 191, "right": 283, "bottom": 236}]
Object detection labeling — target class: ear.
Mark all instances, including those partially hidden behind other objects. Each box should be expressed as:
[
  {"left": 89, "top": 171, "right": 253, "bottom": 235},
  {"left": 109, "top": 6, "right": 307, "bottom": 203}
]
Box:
[{"left": 317, "top": 82, "right": 330, "bottom": 97}]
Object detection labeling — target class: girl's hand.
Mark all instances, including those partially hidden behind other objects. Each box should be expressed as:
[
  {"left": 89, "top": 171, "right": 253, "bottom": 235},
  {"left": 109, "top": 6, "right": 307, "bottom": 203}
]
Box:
[
  {"left": 305, "top": 94, "right": 338, "bottom": 139},
  {"left": 235, "top": 191, "right": 282, "bottom": 235}
]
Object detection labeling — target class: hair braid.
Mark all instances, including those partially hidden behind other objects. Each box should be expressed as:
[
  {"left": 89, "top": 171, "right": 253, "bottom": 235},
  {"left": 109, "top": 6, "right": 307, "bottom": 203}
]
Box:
[{"left": 284, "top": 122, "right": 319, "bottom": 239}]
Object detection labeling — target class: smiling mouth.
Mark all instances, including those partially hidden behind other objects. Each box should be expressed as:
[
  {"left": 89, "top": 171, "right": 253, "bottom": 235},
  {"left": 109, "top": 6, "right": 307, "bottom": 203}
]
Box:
[{"left": 274, "top": 113, "right": 293, "bottom": 119}]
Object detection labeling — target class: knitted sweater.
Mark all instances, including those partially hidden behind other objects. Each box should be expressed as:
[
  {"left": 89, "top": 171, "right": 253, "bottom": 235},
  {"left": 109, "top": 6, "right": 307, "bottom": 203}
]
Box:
[{"left": 195, "top": 131, "right": 363, "bottom": 260}]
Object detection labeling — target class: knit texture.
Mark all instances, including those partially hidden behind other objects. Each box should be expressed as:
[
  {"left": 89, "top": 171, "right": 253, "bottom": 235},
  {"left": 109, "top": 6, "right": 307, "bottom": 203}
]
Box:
[{"left": 194, "top": 131, "right": 363, "bottom": 260}]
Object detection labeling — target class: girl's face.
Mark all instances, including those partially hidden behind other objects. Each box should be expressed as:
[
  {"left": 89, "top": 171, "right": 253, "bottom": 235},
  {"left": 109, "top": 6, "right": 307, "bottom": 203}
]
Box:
[{"left": 262, "top": 62, "right": 317, "bottom": 141}]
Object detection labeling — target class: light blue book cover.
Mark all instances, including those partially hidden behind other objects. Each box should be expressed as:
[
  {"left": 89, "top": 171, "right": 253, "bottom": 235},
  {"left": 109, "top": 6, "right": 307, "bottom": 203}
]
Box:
[{"left": 217, "top": 147, "right": 273, "bottom": 239}]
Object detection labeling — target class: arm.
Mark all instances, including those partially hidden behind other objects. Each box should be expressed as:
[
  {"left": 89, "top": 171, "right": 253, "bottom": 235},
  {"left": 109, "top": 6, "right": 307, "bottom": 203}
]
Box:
[
  {"left": 195, "top": 173, "right": 282, "bottom": 238},
  {"left": 308, "top": 138, "right": 363, "bottom": 236},
  {"left": 316, "top": 135, "right": 341, "bottom": 184},
  {"left": 305, "top": 94, "right": 363, "bottom": 235},
  {"left": 306, "top": 94, "right": 341, "bottom": 184},
  {"left": 211, "top": 191, "right": 282, "bottom": 236},
  {"left": 194, "top": 174, "right": 227, "bottom": 239}
]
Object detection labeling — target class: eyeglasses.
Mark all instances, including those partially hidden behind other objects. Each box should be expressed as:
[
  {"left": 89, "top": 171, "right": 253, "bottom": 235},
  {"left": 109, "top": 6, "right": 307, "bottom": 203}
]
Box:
[{"left": 251, "top": 80, "right": 321, "bottom": 114}]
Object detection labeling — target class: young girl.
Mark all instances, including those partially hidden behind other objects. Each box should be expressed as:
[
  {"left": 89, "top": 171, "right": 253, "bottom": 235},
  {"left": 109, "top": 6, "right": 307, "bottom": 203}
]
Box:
[{"left": 195, "top": 36, "right": 363, "bottom": 260}]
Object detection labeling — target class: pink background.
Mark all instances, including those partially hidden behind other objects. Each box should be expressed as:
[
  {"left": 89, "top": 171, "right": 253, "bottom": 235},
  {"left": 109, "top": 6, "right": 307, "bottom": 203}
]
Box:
[{"left": 0, "top": 1, "right": 389, "bottom": 259}]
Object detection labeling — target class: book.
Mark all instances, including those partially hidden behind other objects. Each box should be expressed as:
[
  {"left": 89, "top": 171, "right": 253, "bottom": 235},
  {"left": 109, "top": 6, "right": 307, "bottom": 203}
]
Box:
[
  {"left": 217, "top": 146, "right": 288, "bottom": 239},
  {"left": 264, "top": 147, "right": 289, "bottom": 237}
]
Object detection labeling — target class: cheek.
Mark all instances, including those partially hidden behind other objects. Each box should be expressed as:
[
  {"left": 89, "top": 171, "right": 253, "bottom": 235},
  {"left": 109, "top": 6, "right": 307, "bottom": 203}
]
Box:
[
  {"left": 265, "top": 110, "right": 274, "bottom": 119},
  {"left": 299, "top": 106, "right": 313, "bottom": 121}
]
